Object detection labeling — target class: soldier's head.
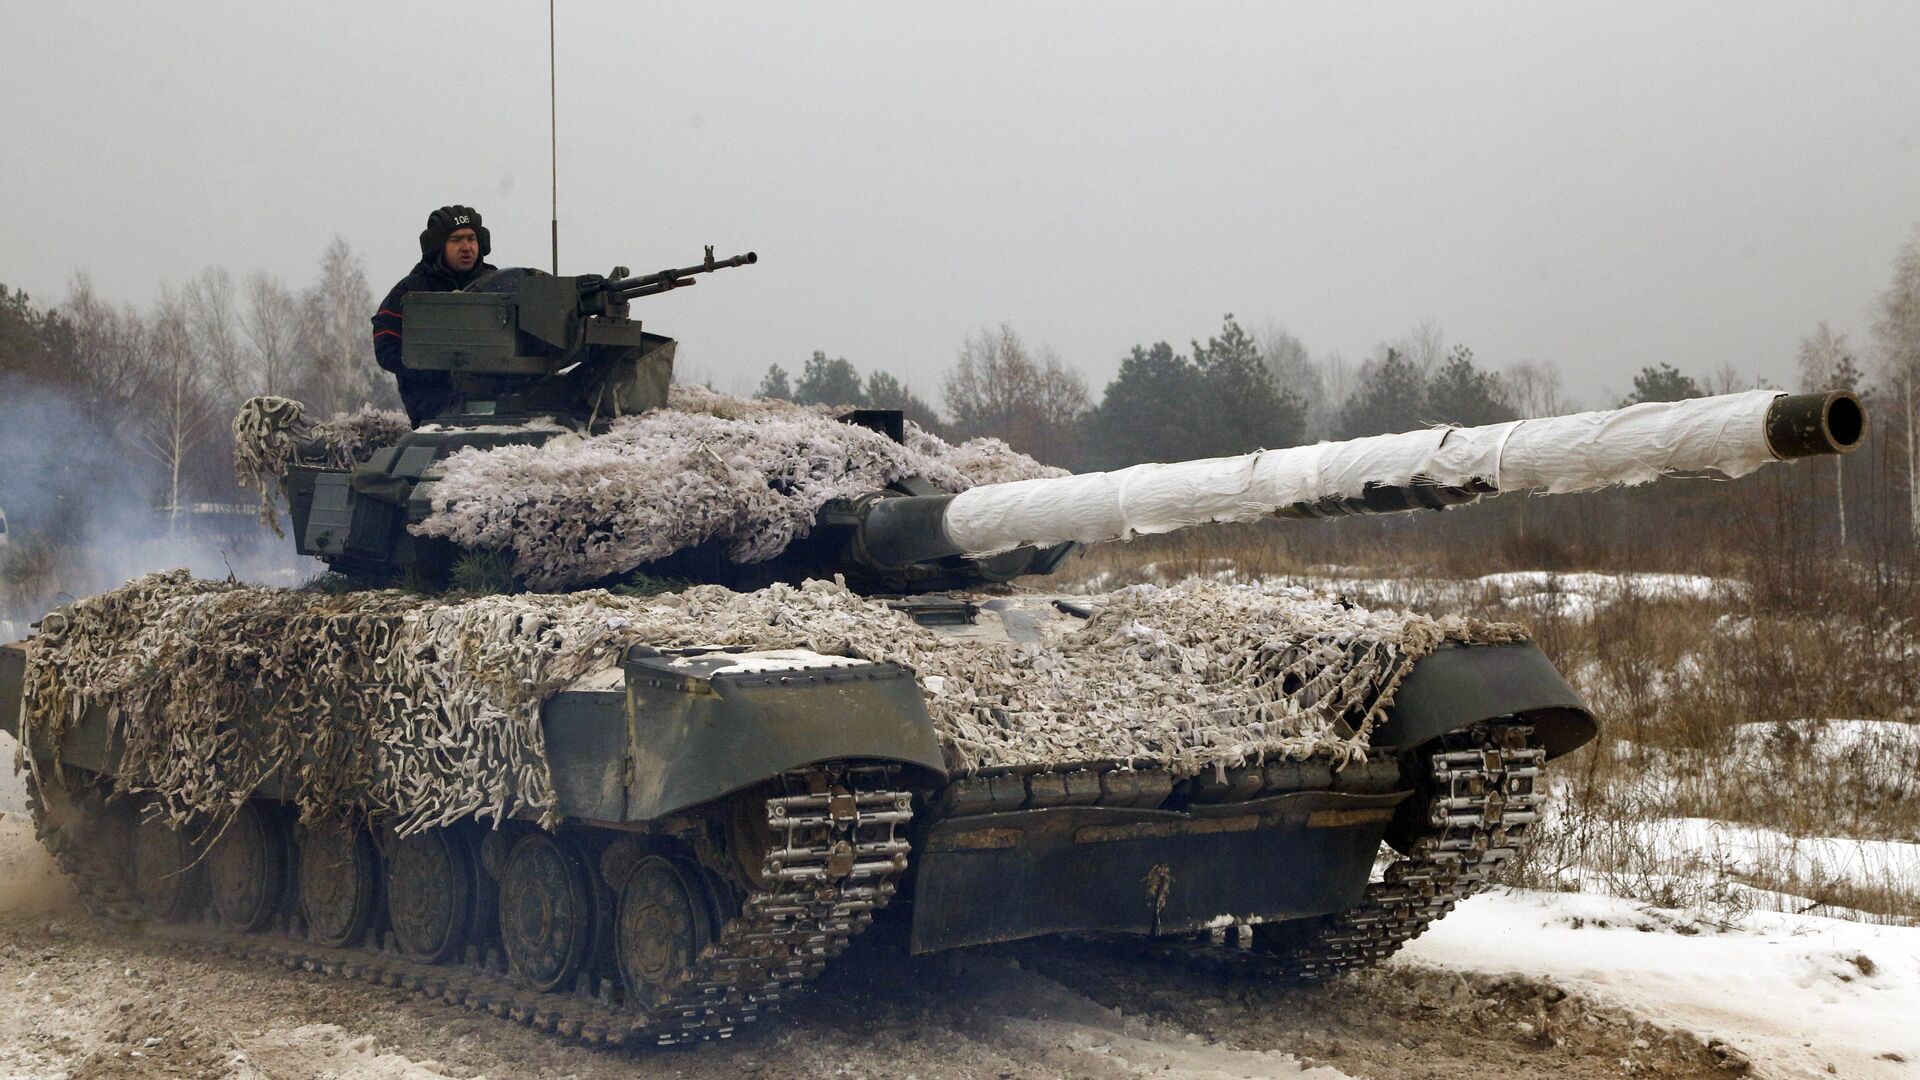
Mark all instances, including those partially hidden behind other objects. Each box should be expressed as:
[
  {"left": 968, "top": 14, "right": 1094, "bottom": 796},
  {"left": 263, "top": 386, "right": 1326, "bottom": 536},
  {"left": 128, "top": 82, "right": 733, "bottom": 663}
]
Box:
[{"left": 420, "top": 205, "right": 491, "bottom": 273}]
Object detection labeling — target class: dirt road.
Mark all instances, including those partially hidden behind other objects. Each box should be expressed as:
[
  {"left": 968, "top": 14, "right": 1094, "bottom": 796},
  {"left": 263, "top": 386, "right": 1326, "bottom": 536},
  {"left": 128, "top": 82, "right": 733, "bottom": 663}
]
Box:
[{"left": 0, "top": 814, "right": 1748, "bottom": 1080}]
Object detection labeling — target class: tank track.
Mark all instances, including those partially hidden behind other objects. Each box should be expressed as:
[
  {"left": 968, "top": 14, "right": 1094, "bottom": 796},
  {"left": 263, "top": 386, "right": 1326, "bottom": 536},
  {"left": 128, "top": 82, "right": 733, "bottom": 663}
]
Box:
[
  {"left": 28, "top": 766, "right": 912, "bottom": 1048},
  {"left": 1254, "top": 720, "right": 1546, "bottom": 977},
  {"left": 29, "top": 725, "right": 1540, "bottom": 1045},
  {"left": 1066, "top": 720, "right": 1546, "bottom": 980},
  {"left": 27, "top": 776, "right": 143, "bottom": 924}
]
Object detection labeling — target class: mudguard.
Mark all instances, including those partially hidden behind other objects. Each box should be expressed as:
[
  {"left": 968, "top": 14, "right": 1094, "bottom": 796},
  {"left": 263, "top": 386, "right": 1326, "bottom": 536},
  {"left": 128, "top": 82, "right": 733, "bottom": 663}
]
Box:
[
  {"left": 0, "top": 643, "right": 22, "bottom": 742},
  {"left": 584, "top": 648, "right": 948, "bottom": 823},
  {"left": 1370, "top": 641, "right": 1597, "bottom": 760},
  {"left": 0, "top": 642, "right": 124, "bottom": 774}
]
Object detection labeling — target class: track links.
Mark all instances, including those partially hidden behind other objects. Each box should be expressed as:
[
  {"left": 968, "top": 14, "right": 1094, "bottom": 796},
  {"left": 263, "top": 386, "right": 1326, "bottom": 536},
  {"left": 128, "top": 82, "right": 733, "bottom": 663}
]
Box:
[
  {"left": 29, "top": 767, "right": 913, "bottom": 1048},
  {"left": 1064, "top": 721, "right": 1546, "bottom": 981},
  {"left": 1256, "top": 721, "right": 1545, "bottom": 977}
]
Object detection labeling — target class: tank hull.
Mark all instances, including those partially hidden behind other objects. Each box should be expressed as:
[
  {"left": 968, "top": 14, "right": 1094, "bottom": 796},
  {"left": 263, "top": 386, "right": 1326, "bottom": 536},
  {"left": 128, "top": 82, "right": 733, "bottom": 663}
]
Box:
[{"left": 0, "top": 636, "right": 1590, "bottom": 958}]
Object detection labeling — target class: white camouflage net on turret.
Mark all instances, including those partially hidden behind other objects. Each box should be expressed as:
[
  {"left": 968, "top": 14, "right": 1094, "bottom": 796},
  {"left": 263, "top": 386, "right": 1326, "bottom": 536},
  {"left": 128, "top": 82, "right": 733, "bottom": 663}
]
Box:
[
  {"left": 232, "top": 396, "right": 413, "bottom": 533},
  {"left": 21, "top": 571, "right": 1525, "bottom": 835},
  {"left": 231, "top": 387, "right": 1065, "bottom": 589},
  {"left": 410, "top": 386, "right": 1065, "bottom": 589}
]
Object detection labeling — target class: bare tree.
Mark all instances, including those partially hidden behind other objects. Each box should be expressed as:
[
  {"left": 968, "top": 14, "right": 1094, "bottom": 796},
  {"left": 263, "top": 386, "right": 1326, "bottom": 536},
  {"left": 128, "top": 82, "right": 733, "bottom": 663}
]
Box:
[
  {"left": 296, "top": 236, "right": 384, "bottom": 415},
  {"left": 1799, "top": 322, "right": 1863, "bottom": 547},
  {"left": 184, "top": 267, "right": 245, "bottom": 406},
  {"left": 59, "top": 274, "right": 153, "bottom": 423},
  {"left": 1258, "top": 322, "right": 1326, "bottom": 438},
  {"left": 1705, "top": 361, "right": 1750, "bottom": 396},
  {"left": 142, "top": 287, "right": 216, "bottom": 526},
  {"left": 1393, "top": 319, "right": 1446, "bottom": 375},
  {"left": 1315, "top": 350, "right": 1355, "bottom": 439},
  {"left": 240, "top": 271, "right": 297, "bottom": 397},
  {"left": 943, "top": 323, "right": 1089, "bottom": 466},
  {"left": 1502, "top": 359, "right": 1568, "bottom": 418},
  {"left": 1874, "top": 225, "right": 1920, "bottom": 540}
]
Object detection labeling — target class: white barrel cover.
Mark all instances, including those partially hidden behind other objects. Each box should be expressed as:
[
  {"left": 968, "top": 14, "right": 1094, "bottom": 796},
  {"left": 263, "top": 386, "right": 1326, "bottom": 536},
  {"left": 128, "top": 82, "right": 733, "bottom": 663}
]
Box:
[{"left": 941, "top": 390, "right": 1784, "bottom": 555}]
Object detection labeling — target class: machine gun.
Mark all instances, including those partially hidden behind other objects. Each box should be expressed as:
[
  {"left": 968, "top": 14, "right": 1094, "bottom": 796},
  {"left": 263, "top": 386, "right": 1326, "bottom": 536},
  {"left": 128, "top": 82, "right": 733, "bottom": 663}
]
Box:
[
  {"left": 399, "top": 247, "right": 758, "bottom": 423},
  {"left": 610, "top": 247, "right": 759, "bottom": 301}
]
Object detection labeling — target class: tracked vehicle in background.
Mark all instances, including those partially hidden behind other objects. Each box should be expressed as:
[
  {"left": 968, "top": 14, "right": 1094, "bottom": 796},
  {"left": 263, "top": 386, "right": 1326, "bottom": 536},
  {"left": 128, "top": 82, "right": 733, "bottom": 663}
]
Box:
[{"left": 0, "top": 253, "right": 1868, "bottom": 1046}]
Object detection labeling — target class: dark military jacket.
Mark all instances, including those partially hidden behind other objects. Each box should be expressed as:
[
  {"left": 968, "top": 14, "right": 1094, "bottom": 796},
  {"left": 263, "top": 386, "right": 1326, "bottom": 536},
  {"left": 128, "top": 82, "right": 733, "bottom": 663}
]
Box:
[{"left": 372, "top": 256, "right": 496, "bottom": 425}]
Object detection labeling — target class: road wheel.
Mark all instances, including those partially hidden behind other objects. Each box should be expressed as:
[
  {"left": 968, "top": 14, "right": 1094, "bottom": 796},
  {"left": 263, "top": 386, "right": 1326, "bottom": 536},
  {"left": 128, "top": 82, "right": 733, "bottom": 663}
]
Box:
[
  {"left": 297, "top": 822, "right": 379, "bottom": 947},
  {"left": 208, "top": 802, "right": 287, "bottom": 932},
  {"left": 615, "top": 855, "right": 714, "bottom": 1010},
  {"left": 387, "top": 828, "right": 476, "bottom": 964},
  {"left": 130, "top": 812, "right": 203, "bottom": 922},
  {"left": 498, "top": 831, "right": 595, "bottom": 993}
]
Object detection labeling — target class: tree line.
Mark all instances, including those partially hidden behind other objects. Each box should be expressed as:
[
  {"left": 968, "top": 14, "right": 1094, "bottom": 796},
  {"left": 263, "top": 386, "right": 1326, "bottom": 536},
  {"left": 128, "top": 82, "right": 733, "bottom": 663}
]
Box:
[
  {"left": 757, "top": 315, "right": 1861, "bottom": 472},
  {"left": 4, "top": 222, "right": 1920, "bottom": 563},
  {"left": 0, "top": 238, "right": 391, "bottom": 533},
  {"left": 757, "top": 225, "right": 1920, "bottom": 560}
]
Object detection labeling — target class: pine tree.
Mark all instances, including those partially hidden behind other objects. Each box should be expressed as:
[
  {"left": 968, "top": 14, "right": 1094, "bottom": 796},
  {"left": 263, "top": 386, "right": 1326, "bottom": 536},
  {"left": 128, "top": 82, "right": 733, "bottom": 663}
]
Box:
[
  {"left": 863, "top": 370, "right": 944, "bottom": 433},
  {"left": 1086, "top": 342, "right": 1201, "bottom": 467},
  {"left": 1424, "top": 345, "right": 1517, "bottom": 426},
  {"left": 1335, "top": 349, "right": 1427, "bottom": 438},
  {"left": 756, "top": 363, "right": 792, "bottom": 400},
  {"left": 1189, "top": 314, "right": 1305, "bottom": 456},
  {"left": 1620, "top": 362, "right": 1702, "bottom": 406},
  {"left": 793, "top": 351, "right": 866, "bottom": 407}
]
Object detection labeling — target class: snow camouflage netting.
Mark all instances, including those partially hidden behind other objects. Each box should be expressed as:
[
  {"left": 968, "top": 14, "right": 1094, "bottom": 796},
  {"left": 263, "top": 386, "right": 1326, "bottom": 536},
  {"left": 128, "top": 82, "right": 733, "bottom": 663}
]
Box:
[
  {"left": 409, "top": 386, "right": 1066, "bottom": 589},
  {"left": 20, "top": 571, "right": 1524, "bottom": 835},
  {"left": 233, "top": 396, "right": 412, "bottom": 533},
  {"left": 231, "top": 387, "right": 1064, "bottom": 589}
]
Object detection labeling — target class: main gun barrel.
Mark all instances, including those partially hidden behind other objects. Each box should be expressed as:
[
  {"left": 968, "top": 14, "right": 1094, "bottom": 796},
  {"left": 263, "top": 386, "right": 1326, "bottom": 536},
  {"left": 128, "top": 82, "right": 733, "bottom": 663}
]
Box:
[{"left": 855, "top": 389, "right": 1866, "bottom": 570}]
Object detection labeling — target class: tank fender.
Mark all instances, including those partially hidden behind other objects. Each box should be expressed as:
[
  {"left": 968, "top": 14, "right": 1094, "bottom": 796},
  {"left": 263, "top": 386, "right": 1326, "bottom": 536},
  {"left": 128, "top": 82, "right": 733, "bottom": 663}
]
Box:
[
  {"left": 1370, "top": 642, "right": 1597, "bottom": 760},
  {"left": 608, "top": 648, "right": 948, "bottom": 823},
  {"left": 0, "top": 643, "right": 24, "bottom": 742}
]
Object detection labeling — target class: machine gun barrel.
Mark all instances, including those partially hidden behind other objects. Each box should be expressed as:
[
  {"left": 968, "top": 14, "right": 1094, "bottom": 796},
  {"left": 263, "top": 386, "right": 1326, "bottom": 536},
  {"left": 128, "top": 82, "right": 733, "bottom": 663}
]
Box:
[
  {"left": 614, "top": 247, "right": 758, "bottom": 300},
  {"left": 853, "top": 389, "right": 1866, "bottom": 570}
]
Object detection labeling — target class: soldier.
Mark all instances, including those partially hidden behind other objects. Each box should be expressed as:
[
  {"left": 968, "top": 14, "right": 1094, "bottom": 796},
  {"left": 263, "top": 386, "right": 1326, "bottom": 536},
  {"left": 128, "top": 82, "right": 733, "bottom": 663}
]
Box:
[{"left": 372, "top": 205, "right": 498, "bottom": 425}]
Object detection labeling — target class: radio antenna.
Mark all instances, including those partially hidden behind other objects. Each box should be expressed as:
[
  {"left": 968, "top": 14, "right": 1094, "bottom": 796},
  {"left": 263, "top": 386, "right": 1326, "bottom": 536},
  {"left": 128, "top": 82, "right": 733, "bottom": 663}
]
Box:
[{"left": 548, "top": 0, "right": 559, "bottom": 274}]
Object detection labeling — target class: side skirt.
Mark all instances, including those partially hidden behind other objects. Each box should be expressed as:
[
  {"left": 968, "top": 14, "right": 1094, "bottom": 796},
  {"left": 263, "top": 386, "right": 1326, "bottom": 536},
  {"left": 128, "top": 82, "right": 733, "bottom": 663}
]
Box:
[{"left": 909, "top": 789, "right": 1405, "bottom": 954}]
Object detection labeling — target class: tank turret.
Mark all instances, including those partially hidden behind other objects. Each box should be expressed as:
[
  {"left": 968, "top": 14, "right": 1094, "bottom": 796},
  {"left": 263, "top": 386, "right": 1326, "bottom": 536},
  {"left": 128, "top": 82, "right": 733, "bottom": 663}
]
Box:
[{"left": 279, "top": 251, "right": 757, "bottom": 581}]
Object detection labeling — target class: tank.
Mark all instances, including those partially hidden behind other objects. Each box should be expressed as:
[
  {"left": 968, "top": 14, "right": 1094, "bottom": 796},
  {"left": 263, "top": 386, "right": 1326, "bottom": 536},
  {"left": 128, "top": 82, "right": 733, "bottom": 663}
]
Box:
[{"left": 0, "top": 255, "right": 1868, "bottom": 1047}]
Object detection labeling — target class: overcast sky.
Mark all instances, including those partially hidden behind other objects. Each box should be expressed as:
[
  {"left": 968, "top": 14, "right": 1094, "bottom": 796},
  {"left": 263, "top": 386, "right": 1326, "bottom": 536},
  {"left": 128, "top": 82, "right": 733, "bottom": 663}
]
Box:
[{"left": 3, "top": 2, "right": 1917, "bottom": 408}]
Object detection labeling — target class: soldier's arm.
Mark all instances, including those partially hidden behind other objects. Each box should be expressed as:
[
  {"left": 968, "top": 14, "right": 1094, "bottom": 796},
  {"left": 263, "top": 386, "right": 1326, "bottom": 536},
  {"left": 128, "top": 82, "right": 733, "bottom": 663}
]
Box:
[{"left": 371, "top": 279, "right": 409, "bottom": 374}]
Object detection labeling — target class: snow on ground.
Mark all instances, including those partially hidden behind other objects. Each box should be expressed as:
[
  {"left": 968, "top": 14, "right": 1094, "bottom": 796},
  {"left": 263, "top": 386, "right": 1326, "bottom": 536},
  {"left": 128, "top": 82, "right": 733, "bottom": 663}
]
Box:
[
  {"left": 1403, "top": 887, "right": 1920, "bottom": 1080},
  {"left": 1627, "top": 817, "right": 1920, "bottom": 906},
  {"left": 1076, "top": 564, "right": 1746, "bottom": 622},
  {"left": 1308, "top": 569, "right": 1742, "bottom": 619},
  {"left": 1730, "top": 718, "right": 1920, "bottom": 788},
  {"left": 1472, "top": 570, "right": 1731, "bottom": 600}
]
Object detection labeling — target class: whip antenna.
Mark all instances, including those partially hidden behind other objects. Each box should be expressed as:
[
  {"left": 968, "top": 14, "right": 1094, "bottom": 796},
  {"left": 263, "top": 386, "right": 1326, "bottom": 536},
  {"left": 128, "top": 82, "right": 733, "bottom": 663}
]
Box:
[{"left": 549, "top": 0, "right": 559, "bottom": 273}]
